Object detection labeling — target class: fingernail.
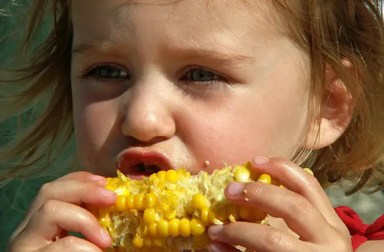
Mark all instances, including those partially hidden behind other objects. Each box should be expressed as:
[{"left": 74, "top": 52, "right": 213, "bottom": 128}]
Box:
[
  {"left": 227, "top": 182, "right": 244, "bottom": 197},
  {"left": 252, "top": 156, "right": 269, "bottom": 165},
  {"left": 100, "top": 227, "right": 111, "bottom": 243},
  {"left": 97, "top": 187, "right": 116, "bottom": 198},
  {"left": 208, "top": 225, "right": 223, "bottom": 239}
]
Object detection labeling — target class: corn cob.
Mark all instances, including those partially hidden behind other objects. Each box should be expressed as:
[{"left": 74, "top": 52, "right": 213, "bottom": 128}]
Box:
[{"left": 96, "top": 163, "right": 313, "bottom": 252}]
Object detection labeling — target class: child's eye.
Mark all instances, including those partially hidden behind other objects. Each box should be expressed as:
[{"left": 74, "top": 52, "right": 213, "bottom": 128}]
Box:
[
  {"left": 182, "top": 68, "right": 226, "bottom": 83},
  {"left": 84, "top": 65, "right": 130, "bottom": 80}
]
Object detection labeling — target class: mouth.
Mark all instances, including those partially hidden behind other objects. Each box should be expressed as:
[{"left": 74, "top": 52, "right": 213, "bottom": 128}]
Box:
[
  {"left": 135, "top": 163, "right": 161, "bottom": 174},
  {"left": 116, "top": 150, "right": 172, "bottom": 179}
]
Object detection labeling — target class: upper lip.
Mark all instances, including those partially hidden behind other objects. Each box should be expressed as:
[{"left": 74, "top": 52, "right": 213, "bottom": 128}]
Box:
[{"left": 116, "top": 149, "right": 173, "bottom": 175}]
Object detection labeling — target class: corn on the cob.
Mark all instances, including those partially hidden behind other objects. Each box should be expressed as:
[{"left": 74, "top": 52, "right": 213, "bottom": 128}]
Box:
[{"left": 96, "top": 163, "right": 313, "bottom": 252}]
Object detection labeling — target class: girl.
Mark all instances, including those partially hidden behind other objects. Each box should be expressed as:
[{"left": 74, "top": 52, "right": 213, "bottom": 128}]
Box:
[{"left": 1, "top": 0, "right": 384, "bottom": 251}]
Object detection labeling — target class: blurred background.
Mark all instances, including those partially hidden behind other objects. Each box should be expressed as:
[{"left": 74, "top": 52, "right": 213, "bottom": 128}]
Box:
[{"left": 1, "top": 1, "right": 383, "bottom": 252}]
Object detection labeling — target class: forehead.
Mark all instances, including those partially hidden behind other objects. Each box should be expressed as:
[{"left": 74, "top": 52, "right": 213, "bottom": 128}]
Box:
[{"left": 70, "top": 0, "right": 283, "bottom": 44}]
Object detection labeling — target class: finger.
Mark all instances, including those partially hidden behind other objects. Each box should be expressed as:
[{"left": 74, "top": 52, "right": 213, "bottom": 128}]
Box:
[
  {"left": 55, "top": 171, "right": 106, "bottom": 184},
  {"left": 31, "top": 179, "right": 116, "bottom": 212},
  {"left": 225, "top": 181, "right": 328, "bottom": 242},
  {"left": 27, "top": 171, "right": 110, "bottom": 219},
  {"left": 40, "top": 236, "right": 104, "bottom": 252},
  {"left": 210, "top": 241, "right": 241, "bottom": 252},
  {"left": 208, "top": 222, "right": 304, "bottom": 252},
  {"left": 13, "top": 179, "right": 115, "bottom": 240},
  {"left": 250, "top": 157, "right": 343, "bottom": 227},
  {"left": 21, "top": 200, "right": 111, "bottom": 249}
]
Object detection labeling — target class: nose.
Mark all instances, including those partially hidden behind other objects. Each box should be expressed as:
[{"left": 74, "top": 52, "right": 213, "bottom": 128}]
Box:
[{"left": 120, "top": 82, "right": 176, "bottom": 144}]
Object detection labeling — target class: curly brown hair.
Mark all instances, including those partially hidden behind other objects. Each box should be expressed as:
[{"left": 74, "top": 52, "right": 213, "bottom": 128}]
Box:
[{"left": 1, "top": 0, "right": 383, "bottom": 194}]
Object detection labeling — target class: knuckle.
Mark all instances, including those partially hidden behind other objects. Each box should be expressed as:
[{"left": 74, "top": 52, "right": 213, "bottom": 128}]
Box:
[
  {"left": 57, "top": 171, "right": 94, "bottom": 182},
  {"left": 73, "top": 171, "right": 91, "bottom": 176},
  {"left": 249, "top": 182, "right": 265, "bottom": 199},
  {"left": 62, "top": 236, "right": 81, "bottom": 248},
  {"left": 268, "top": 157, "right": 287, "bottom": 168},
  {"left": 264, "top": 230, "right": 283, "bottom": 250},
  {"left": 287, "top": 196, "right": 311, "bottom": 214},
  {"left": 69, "top": 171, "right": 93, "bottom": 179},
  {"left": 305, "top": 172, "right": 319, "bottom": 186},
  {"left": 39, "top": 182, "right": 53, "bottom": 196},
  {"left": 41, "top": 199, "right": 60, "bottom": 215}
]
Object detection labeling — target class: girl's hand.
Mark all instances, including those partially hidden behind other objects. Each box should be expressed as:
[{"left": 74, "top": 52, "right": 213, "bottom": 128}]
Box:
[
  {"left": 8, "top": 172, "right": 117, "bottom": 252},
  {"left": 208, "top": 157, "right": 353, "bottom": 252}
]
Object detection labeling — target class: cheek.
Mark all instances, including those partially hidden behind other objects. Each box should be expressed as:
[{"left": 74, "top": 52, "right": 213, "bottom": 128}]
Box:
[
  {"left": 181, "top": 88, "right": 309, "bottom": 170},
  {"left": 72, "top": 88, "right": 121, "bottom": 171}
]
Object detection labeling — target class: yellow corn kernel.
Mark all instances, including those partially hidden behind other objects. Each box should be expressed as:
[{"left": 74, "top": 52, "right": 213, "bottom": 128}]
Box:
[
  {"left": 166, "top": 169, "right": 179, "bottom": 183},
  {"left": 258, "top": 174, "right": 271, "bottom": 184},
  {"left": 252, "top": 210, "right": 267, "bottom": 222},
  {"left": 157, "top": 170, "right": 166, "bottom": 180},
  {"left": 105, "top": 184, "right": 116, "bottom": 192},
  {"left": 126, "top": 195, "right": 134, "bottom": 209},
  {"left": 193, "top": 233, "right": 210, "bottom": 249},
  {"left": 160, "top": 203, "right": 176, "bottom": 220},
  {"left": 143, "top": 208, "right": 157, "bottom": 224},
  {"left": 190, "top": 218, "right": 205, "bottom": 236},
  {"left": 157, "top": 219, "right": 170, "bottom": 237},
  {"left": 143, "top": 193, "right": 157, "bottom": 209},
  {"left": 234, "top": 165, "right": 251, "bottom": 182},
  {"left": 200, "top": 208, "right": 210, "bottom": 224},
  {"left": 169, "top": 218, "right": 180, "bottom": 237},
  {"left": 133, "top": 194, "right": 144, "bottom": 210},
  {"left": 192, "top": 193, "right": 211, "bottom": 210},
  {"left": 208, "top": 209, "right": 217, "bottom": 224},
  {"left": 143, "top": 238, "right": 152, "bottom": 248},
  {"left": 115, "top": 195, "right": 126, "bottom": 212},
  {"left": 238, "top": 206, "right": 266, "bottom": 222},
  {"left": 152, "top": 238, "right": 165, "bottom": 247},
  {"left": 214, "top": 204, "right": 228, "bottom": 222},
  {"left": 99, "top": 217, "right": 111, "bottom": 228},
  {"left": 98, "top": 209, "right": 111, "bottom": 228},
  {"left": 303, "top": 167, "right": 314, "bottom": 176},
  {"left": 133, "top": 235, "right": 144, "bottom": 248},
  {"left": 98, "top": 163, "right": 299, "bottom": 251},
  {"left": 148, "top": 222, "right": 158, "bottom": 237},
  {"left": 179, "top": 218, "right": 191, "bottom": 237},
  {"left": 238, "top": 205, "right": 252, "bottom": 220}
]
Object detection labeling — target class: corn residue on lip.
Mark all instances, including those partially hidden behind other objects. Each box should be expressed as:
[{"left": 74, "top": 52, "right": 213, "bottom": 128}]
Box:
[{"left": 96, "top": 163, "right": 314, "bottom": 252}]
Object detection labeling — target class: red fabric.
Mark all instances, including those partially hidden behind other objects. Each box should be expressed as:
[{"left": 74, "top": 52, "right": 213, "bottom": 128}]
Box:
[{"left": 335, "top": 206, "right": 384, "bottom": 250}]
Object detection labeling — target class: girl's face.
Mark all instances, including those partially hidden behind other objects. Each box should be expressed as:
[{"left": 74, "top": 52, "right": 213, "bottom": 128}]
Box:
[{"left": 70, "top": 0, "right": 311, "bottom": 177}]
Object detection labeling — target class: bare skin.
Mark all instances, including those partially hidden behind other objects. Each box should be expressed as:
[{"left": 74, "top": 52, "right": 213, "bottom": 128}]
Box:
[{"left": 8, "top": 0, "right": 383, "bottom": 251}]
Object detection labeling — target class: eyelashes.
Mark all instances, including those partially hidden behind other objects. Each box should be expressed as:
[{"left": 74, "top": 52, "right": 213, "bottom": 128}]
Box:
[
  {"left": 80, "top": 64, "right": 229, "bottom": 86},
  {"left": 181, "top": 67, "right": 228, "bottom": 84},
  {"left": 82, "top": 64, "right": 130, "bottom": 80}
]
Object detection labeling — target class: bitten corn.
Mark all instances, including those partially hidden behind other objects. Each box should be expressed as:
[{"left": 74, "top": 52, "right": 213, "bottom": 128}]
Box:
[{"left": 96, "top": 164, "right": 313, "bottom": 252}]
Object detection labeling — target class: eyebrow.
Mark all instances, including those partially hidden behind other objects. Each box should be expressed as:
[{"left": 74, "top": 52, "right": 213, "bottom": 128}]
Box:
[
  {"left": 168, "top": 47, "right": 255, "bottom": 65},
  {"left": 72, "top": 42, "right": 118, "bottom": 56},
  {"left": 72, "top": 42, "right": 254, "bottom": 65}
]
